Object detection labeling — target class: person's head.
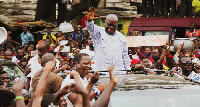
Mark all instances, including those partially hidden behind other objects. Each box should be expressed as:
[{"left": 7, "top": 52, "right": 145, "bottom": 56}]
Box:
[
  {"left": 179, "top": 56, "right": 192, "bottom": 76},
  {"left": 88, "top": 36, "right": 93, "bottom": 48},
  {"left": 73, "top": 53, "right": 91, "bottom": 78},
  {"left": 17, "top": 47, "right": 24, "bottom": 59},
  {"left": 73, "top": 25, "right": 78, "bottom": 31},
  {"left": 23, "top": 43, "right": 29, "bottom": 49},
  {"left": 45, "top": 37, "right": 51, "bottom": 45},
  {"left": 4, "top": 50, "right": 13, "bottom": 61},
  {"left": 0, "top": 71, "right": 10, "bottom": 86},
  {"left": 141, "top": 58, "right": 151, "bottom": 68},
  {"left": 57, "top": 31, "right": 63, "bottom": 37},
  {"left": 69, "top": 40, "right": 74, "bottom": 47},
  {"left": 19, "top": 59, "right": 27, "bottom": 70},
  {"left": 7, "top": 35, "right": 12, "bottom": 41},
  {"left": 152, "top": 49, "right": 159, "bottom": 57},
  {"left": 47, "top": 29, "right": 51, "bottom": 35},
  {"left": 41, "top": 53, "right": 55, "bottom": 67},
  {"left": 38, "top": 41, "right": 50, "bottom": 58},
  {"left": 105, "top": 14, "right": 118, "bottom": 35},
  {"left": 7, "top": 42, "right": 14, "bottom": 49},
  {"left": 23, "top": 26, "right": 28, "bottom": 33},
  {"left": 190, "top": 22, "right": 196, "bottom": 31},
  {"left": 0, "top": 90, "right": 15, "bottom": 107},
  {"left": 83, "top": 30, "right": 89, "bottom": 39},
  {"left": 117, "top": 24, "right": 123, "bottom": 31},
  {"left": 152, "top": 56, "right": 160, "bottom": 62},
  {"left": 152, "top": 62, "right": 163, "bottom": 70},
  {"left": 0, "top": 50, "right": 4, "bottom": 58},
  {"left": 166, "top": 58, "right": 176, "bottom": 69},
  {"left": 144, "top": 46, "right": 152, "bottom": 56},
  {"left": 60, "top": 96, "right": 67, "bottom": 107}
]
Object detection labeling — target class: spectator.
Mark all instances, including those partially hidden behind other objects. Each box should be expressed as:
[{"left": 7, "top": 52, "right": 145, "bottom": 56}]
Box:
[
  {"left": 0, "top": 90, "right": 15, "bottom": 106},
  {"left": 186, "top": 22, "right": 200, "bottom": 38},
  {"left": 20, "top": 26, "right": 34, "bottom": 47},
  {"left": 0, "top": 71, "right": 10, "bottom": 91},
  {"left": 31, "top": 53, "right": 63, "bottom": 97},
  {"left": 70, "top": 25, "right": 83, "bottom": 41},
  {"left": 0, "top": 50, "right": 4, "bottom": 58},
  {"left": 42, "top": 29, "right": 56, "bottom": 46},
  {"left": 4, "top": 50, "right": 13, "bottom": 61},
  {"left": 86, "top": 8, "right": 131, "bottom": 72}
]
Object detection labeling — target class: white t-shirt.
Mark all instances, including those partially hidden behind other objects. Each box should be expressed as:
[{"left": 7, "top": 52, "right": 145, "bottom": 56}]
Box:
[{"left": 60, "top": 73, "right": 89, "bottom": 107}]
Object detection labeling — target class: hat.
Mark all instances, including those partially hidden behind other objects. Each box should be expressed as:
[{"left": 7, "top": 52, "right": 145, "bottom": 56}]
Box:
[{"left": 131, "top": 59, "right": 141, "bottom": 65}]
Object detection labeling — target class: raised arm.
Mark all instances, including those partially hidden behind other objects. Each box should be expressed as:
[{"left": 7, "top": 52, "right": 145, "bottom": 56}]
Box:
[
  {"left": 93, "top": 65, "right": 119, "bottom": 107},
  {"left": 158, "top": 44, "right": 168, "bottom": 63},
  {"left": 86, "top": 7, "right": 101, "bottom": 40},
  {"left": 12, "top": 80, "right": 26, "bottom": 107},
  {"left": 32, "top": 60, "right": 55, "bottom": 107},
  {"left": 135, "top": 47, "right": 141, "bottom": 56}
]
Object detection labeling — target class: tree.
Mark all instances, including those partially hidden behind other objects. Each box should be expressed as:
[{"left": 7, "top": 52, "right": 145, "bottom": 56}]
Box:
[{"left": 35, "top": 0, "right": 100, "bottom": 23}]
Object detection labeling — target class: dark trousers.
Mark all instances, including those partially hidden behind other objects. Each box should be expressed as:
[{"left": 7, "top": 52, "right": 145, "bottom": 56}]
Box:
[
  {"left": 180, "top": 0, "right": 192, "bottom": 16},
  {"left": 163, "top": 0, "right": 176, "bottom": 16},
  {"left": 142, "top": 0, "right": 153, "bottom": 15}
]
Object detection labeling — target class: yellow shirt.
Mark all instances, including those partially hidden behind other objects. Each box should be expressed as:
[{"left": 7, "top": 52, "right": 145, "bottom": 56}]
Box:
[
  {"left": 43, "top": 34, "right": 56, "bottom": 46},
  {"left": 192, "top": 0, "right": 200, "bottom": 13}
]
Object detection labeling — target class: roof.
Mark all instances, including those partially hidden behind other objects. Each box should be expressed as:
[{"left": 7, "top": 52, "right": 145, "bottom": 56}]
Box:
[{"left": 129, "top": 17, "right": 200, "bottom": 28}]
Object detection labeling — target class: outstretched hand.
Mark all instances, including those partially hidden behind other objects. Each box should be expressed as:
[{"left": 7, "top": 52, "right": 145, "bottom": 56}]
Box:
[
  {"left": 86, "top": 7, "right": 98, "bottom": 22},
  {"left": 90, "top": 70, "right": 99, "bottom": 84},
  {"left": 12, "top": 80, "right": 24, "bottom": 92}
]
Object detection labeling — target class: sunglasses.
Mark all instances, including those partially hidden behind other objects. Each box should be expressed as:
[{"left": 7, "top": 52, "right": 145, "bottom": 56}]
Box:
[
  {"left": 181, "top": 62, "right": 192, "bottom": 65},
  {"left": 107, "top": 23, "right": 116, "bottom": 27}
]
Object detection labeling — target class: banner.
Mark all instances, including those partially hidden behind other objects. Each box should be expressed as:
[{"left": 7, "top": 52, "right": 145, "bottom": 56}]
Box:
[{"left": 126, "top": 35, "right": 168, "bottom": 47}]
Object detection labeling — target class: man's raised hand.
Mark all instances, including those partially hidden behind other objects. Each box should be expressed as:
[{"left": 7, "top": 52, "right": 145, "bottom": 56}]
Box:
[
  {"left": 86, "top": 7, "right": 98, "bottom": 22},
  {"left": 89, "top": 70, "right": 99, "bottom": 84}
]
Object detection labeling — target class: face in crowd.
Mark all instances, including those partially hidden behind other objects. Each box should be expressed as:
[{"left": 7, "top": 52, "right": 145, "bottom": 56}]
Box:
[
  {"left": 190, "top": 23, "right": 196, "bottom": 31},
  {"left": 145, "top": 47, "right": 151, "bottom": 56},
  {"left": 105, "top": 14, "right": 118, "bottom": 35},
  {"left": 60, "top": 96, "right": 67, "bottom": 107},
  {"left": 152, "top": 49, "right": 159, "bottom": 57},
  {"left": 73, "top": 25, "right": 78, "bottom": 31},
  {"left": 23, "top": 26, "right": 28, "bottom": 33},
  {"left": 0, "top": 72, "right": 10, "bottom": 86},
  {"left": 38, "top": 42, "right": 49, "bottom": 58},
  {"left": 180, "top": 57, "right": 192, "bottom": 76},
  {"left": 141, "top": 58, "right": 151, "bottom": 68},
  {"left": 4, "top": 51, "right": 12, "bottom": 61},
  {"left": 88, "top": 36, "right": 93, "bottom": 48},
  {"left": 74, "top": 54, "right": 92, "bottom": 78},
  {"left": 17, "top": 49, "right": 24, "bottom": 59}
]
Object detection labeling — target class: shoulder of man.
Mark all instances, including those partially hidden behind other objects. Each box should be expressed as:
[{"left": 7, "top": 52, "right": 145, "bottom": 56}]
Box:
[{"left": 116, "top": 31, "right": 126, "bottom": 42}]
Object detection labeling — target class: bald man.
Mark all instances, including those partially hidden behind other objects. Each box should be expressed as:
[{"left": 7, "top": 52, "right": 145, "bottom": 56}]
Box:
[
  {"left": 86, "top": 8, "right": 131, "bottom": 72},
  {"left": 31, "top": 53, "right": 63, "bottom": 97}
]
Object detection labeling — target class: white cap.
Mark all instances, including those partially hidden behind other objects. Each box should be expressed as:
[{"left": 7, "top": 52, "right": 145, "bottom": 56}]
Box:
[{"left": 170, "top": 46, "right": 175, "bottom": 52}]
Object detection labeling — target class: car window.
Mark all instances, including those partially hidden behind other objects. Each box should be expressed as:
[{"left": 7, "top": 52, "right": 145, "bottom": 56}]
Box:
[{"left": 3, "top": 64, "right": 24, "bottom": 85}]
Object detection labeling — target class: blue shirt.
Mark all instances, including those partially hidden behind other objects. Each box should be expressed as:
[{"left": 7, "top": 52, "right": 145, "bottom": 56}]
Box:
[
  {"left": 70, "top": 32, "right": 83, "bottom": 41},
  {"left": 86, "top": 21, "right": 131, "bottom": 71},
  {"left": 20, "top": 31, "right": 34, "bottom": 46}
]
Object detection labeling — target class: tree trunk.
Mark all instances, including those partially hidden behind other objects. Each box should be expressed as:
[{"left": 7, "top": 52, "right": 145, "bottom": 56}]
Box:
[
  {"left": 35, "top": 0, "right": 57, "bottom": 22},
  {"left": 64, "top": 0, "right": 100, "bottom": 21},
  {"left": 57, "top": 0, "right": 68, "bottom": 24}
]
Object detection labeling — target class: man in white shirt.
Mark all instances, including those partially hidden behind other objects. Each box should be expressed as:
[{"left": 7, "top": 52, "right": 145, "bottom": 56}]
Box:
[
  {"left": 61, "top": 53, "right": 106, "bottom": 106},
  {"left": 86, "top": 7, "right": 131, "bottom": 71}
]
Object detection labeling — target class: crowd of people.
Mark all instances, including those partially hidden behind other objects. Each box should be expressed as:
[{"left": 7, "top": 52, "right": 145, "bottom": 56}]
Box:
[
  {"left": 1, "top": 7, "right": 200, "bottom": 107},
  {"left": 142, "top": 0, "right": 200, "bottom": 18}
]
